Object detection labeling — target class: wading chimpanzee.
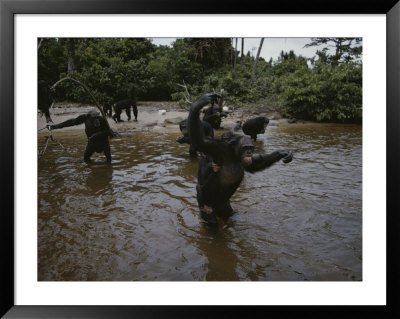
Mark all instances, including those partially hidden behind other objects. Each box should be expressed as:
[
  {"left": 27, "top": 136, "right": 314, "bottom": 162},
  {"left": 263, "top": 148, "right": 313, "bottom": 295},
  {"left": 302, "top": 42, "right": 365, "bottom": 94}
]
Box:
[
  {"left": 49, "top": 110, "right": 113, "bottom": 163},
  {"left": 176, "top": 118, "right": 214, "bottom": 157},
  {"left": 203, "top": 104, "right": 227, "bottom": 130},
  {"left": 38, "top": 80, "right": 53, "bottom": 123},
  {"left": 188, "top": 93, "right": 293, "bottom": 225},
  {"left": 103, "top": 103, "right": 113, "bottom": 118},
  {"left": 242, "top": 116, "right": 270, "bottom": 141},
  {"left": 112, "top": 98, "right": 138, "bottom": 122}
]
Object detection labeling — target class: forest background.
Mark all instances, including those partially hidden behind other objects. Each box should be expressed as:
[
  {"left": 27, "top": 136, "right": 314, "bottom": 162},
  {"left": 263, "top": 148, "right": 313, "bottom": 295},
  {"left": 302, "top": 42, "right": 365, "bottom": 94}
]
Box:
[{"left": 38, "top": 37, "right": 362, "bottom": 123}]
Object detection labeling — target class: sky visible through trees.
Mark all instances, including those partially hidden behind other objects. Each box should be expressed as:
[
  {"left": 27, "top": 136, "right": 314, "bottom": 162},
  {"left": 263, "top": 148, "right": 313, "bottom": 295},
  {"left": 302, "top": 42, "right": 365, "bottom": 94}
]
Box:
[
  {"left": 150, "top": 38, "right": 334, "bottom": 61},
  {"left": 38, "top": 37, "right": 362, "bottom": 122}
]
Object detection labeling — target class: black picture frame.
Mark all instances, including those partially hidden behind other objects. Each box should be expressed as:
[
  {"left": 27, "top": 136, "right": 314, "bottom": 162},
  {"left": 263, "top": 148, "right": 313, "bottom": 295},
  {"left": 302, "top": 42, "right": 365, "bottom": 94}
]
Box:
[{"left": 1, "top": 0, "right": 399, "bottom": 318}]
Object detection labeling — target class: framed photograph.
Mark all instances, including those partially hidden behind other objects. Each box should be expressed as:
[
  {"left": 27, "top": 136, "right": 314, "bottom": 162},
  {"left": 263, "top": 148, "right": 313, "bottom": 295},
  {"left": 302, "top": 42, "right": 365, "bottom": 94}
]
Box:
[{"left": 1, "top": 0, "right": 398, "bottom": 317}]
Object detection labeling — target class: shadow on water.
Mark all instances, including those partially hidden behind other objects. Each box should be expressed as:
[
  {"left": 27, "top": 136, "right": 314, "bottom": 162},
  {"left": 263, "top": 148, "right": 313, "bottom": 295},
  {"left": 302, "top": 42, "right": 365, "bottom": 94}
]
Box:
[
  {"left": 38, "top": 124, "right": 362, "bottom": 281},
  {"left": 195, "top": 219, "right": 241, "bottom": 281}
]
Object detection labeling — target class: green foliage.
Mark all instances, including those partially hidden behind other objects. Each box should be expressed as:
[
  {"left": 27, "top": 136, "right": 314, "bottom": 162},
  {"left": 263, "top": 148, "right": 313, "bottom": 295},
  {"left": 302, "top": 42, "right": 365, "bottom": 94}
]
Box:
[
  {"left": 273, "top": 60, "right": 362, "bottom": 122},
  {"left": 182, "top": 38, "right": 232, "bottom": 69},
  {"left": 38, "top": 37, "right": 363, "bottom": 122},
  {"left": 38, "top": 39, "right": 67, "bottom": 84},
  {"left": 304, "top": 38, "right": 362, "bottom": 65}
]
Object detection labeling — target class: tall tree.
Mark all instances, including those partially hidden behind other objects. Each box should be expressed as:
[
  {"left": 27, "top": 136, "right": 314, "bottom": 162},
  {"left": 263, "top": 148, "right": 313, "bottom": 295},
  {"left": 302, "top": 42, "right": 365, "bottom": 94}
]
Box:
[
  {"left": 250, "top": 38, "right": 264, "bottom": 88},
  {"left": 78, "top": 38, "right": 89, "bottom": 65},
  {"left": 234, "top": 38, "right": 238, "bottom": 68},
  {"left": 66, "top": 38, "right": 76, "bottom": 74},
  {"left": 241, "top": 38, "right": 244, "bottom": 57},
  {"left": 304, "top": 37, "right": 362, "bottom": 65}
]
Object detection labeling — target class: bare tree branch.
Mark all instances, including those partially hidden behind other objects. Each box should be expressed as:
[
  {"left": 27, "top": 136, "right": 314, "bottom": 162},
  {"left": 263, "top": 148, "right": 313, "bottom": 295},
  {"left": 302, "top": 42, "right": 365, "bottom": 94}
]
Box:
[
  {"left": 250, "top": 38, "right": 264, "bottom": 88},
  {"left": 218, "top": 89, "right": 224, "bottom": 107},
  {"left": 176, "top": 80, "right": 193, "bottom": 104},
  {"left": 50, "top": 77, "right": 113, "bottom": 133}
]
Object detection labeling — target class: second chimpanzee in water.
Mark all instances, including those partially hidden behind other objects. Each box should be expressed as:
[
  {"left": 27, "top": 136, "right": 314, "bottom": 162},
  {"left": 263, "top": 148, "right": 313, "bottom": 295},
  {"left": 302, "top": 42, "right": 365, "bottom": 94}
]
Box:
[
  {"left": 49, "top": 110, "right": 113, "bottom": 163},
  {"left": 202, "top": 104, "right": 227, "bottom": 130},
  {"left": 176, "top": 118, "right": 214, "bottom": 157},
  {"left": 112, "top": 98, "right": 138, "bottom": 122},
  {"left": 188, "top": 93, "right": 293, "bottom": 225},
  {"left": 242, "top": 116, "right": 270, "bottom": 141}
]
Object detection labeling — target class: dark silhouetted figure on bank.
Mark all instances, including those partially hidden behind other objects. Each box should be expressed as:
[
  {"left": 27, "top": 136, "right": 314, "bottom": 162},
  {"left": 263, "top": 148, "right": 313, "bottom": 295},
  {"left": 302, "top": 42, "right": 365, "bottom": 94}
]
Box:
[
  {"left": 38, "top": 80, "right": 54, "bottom": 123},
  {"left": 188, "top": 93, "right": 293, "bottom": 225},
  {"left": 49, "top": 110, "right": 113, "bottom": 163},
  {"left": 242, "top": 116, "right": 270, "bottom": 141},
  {"left": 112, "top": 98, "right": 138, "bottom": 122},
  {"left": 103, "top": 103, "right": 113, "bottom": 118},
  {"left": 176, "top": 118, "right": 214, "bottom": 157}
]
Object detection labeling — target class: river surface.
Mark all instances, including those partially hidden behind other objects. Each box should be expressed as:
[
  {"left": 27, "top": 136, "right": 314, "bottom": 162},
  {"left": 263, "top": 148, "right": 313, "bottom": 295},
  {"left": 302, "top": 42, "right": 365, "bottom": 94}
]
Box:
[{"left": 38, "top": 123, "right": 362, "bottom": 281}]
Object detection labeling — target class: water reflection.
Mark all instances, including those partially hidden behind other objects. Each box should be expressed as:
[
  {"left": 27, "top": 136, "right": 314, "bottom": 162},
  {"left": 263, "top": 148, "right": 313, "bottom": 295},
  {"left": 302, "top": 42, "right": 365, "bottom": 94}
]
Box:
[
  {"left": 198, "top": 221, "right": 240, "bottom": 281},
  {"left": 38, "top": 123, "right": 362, "bottom": 281},
  {"left": 85, "top": 163, "right": 113, "bottom": 192}
]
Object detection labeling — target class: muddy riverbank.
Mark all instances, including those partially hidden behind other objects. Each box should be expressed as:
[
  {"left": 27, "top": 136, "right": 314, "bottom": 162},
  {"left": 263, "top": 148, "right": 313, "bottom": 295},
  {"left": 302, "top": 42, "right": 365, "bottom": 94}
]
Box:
[{"left": 38, "top": 101, "right": 305, "bottom": 134}]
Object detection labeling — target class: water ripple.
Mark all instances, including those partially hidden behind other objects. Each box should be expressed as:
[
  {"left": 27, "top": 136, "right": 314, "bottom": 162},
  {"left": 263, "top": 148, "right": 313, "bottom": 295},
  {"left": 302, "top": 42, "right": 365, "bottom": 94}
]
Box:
[{"left": 38, "top": 123, "right": 362, "bottom": 281}]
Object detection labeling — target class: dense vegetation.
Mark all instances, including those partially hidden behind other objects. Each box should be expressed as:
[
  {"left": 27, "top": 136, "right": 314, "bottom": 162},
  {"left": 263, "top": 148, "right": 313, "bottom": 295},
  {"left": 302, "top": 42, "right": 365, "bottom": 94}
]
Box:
[{"left": 38, "top": 37, "right": 362, "bottom": 123}]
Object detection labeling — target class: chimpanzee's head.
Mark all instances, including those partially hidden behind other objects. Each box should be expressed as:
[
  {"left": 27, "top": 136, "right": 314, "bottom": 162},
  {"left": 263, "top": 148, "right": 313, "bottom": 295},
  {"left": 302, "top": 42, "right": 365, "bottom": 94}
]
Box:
[
  {"left": 255, "top": 117, "right": 270, "bottom": 134},
  {"left": 225, "top": 134, "right": 254, "bottom": 166},
  {"left": 88, "top": 110, "right": 101, "bottom": 127},
  {"left": 238, "top": 136, "right": 255, "bottom": 166},
  {"left": 179, "top": 119, "right": 188, "bottom": 136},
  {"left": 88, "top": 110, "right": 100, "bottom": 118},
  {"left": 262, "top": 117, "right": 270, "bottom": 130}
]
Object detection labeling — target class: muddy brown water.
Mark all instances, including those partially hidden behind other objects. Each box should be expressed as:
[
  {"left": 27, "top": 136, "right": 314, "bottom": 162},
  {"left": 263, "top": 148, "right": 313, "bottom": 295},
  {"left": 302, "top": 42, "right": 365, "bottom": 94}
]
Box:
[{"left": 38, "top": 123, "right": 362, "bottom": 281}]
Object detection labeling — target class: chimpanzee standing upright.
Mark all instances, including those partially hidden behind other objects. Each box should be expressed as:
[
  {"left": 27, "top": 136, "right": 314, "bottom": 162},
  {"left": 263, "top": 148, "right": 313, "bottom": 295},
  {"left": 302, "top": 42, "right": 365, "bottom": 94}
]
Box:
[
  {"left": 49, "top": 110, "right": 113, "bottom": 163},
  {"left": 188, "top": 93, "right": 293, "bottom": 225}
]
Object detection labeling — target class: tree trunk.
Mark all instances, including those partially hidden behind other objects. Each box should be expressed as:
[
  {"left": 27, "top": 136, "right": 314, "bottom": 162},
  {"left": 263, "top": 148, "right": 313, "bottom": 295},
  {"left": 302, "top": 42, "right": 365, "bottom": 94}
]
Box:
[
  {"left": 38, "top": 38, "right": 47, "bottom": 50},
  {"left": 250, "top": 38, "right": 264, "bottom": 88},
  {"left": 230, "top": 38, "right": 233, "bottom": 67},
  {"left": 234, "top": 38, "right": 238, "bottom": 68},
  {"left": 241, "top": 38, "right": 244, "bottom": 57},
  {"left": 79, "top": 38, "right": 89, "bottom": 65},
  {"left": 66, "top": 39, "right": 76, "bottom": 74}
]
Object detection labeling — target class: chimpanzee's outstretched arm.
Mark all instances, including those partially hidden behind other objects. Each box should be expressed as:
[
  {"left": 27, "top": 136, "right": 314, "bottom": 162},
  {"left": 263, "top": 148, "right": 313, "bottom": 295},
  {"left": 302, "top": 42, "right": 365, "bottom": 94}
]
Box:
[
  {"left": 245, "top": 150, "right": 293, "bottom": 173},
  {"left": 50, "top": 114, "right": 86, "bottom": 130},
  {"left": 188, "top": 93, "right": 220, "bottom": 155}
]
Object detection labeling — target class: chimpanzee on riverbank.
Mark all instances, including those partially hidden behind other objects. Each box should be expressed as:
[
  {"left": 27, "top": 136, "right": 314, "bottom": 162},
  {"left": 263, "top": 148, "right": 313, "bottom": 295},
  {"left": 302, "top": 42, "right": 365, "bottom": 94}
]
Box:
[
  {"left": 112, "top": 98, "right": 138, "bottom": 122},
  {"left": 176, "top": 118, "right": 214, "bottom": 157},
  {"left": 38, "top": 80, "right": 53, "bottom": 123},
  {"left": 188, "top": 93, "right": 293, "bottom": 225},
  {"left": 48, "top": 110, "right": 113, "bottom": 163},
  {"left": 103, "top": 103, "right": 113, "bottom": 117},
  {"left": 242, "top": 117, "right": 270, "bottom": 141}
]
